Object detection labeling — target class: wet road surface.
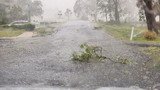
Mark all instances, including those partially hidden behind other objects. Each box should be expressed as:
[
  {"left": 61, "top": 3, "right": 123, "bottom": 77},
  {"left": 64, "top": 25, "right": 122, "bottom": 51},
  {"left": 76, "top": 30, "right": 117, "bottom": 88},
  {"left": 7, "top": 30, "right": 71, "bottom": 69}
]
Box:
[{"left": 0, "top": 21, "right": 159, "bottom": 89}]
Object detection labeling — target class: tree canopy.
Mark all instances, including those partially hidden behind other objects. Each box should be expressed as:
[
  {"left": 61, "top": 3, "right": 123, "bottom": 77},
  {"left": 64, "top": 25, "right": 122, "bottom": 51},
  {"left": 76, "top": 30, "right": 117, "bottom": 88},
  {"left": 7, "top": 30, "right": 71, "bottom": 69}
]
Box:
[{"left": 0, "top": 0, "right": 43, "bottom": 24}]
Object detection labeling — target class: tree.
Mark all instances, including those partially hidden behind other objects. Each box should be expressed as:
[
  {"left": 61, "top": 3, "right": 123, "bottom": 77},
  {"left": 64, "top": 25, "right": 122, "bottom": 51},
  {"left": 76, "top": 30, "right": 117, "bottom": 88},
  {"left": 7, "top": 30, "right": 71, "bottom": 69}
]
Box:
[
  {"left": 30, "top": 0, "right": 43, "bottom": 16},
  {"left": 74, "top": 0, "right": 89, "bottom": 20},
  {"left": 26, "top": 0, "right": 43, "bottom": 22},
  {"left": 9, "top": 5, "right": 23, "bottom": 21},
  {"left": 58, "top": 11, "right": 62, "bottom": 19},
  {"left": 0, "top": 4, "right": 8, "bottom": 24},
  {"left": 1, "top": 0, "right": 43, "bottom": 22},
  {"left": 87, "top": 0, "right": 98, "bottom": 21},
  {"left": 97, "top": 0, "right": 113, "bottom": 22},
  {"left": 65, "top": 9, "right": 72, "bottom": 20},
  {"left": 137, "top": 0, "right": 160, "bottom": 34},
  {"left": 97, "top": 0, "right": 122, "bottom": 23},
  {"left": 113, "top": 0, "right": 120, "bottom": 23},
  {"left": 74, "top": 0, "right": 98, "bottom": 20}
]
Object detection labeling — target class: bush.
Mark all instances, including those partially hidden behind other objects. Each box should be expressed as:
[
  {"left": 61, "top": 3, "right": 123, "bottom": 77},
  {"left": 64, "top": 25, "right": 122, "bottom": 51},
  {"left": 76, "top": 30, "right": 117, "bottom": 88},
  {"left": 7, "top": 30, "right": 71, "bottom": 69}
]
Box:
[
  {"left": 143, "top": 31, "right": 157, "bottom": 40},
  {"left": 25, "top": 23, "right": 35, "bottom": 31},
  {"left": 11, "top": 23, "right": 35, "bottom": 31},
  {"left": 1, "top": 25, "right": 10, "bottom": 28},
  {"left": 36, "top": 28, "right": 47, "bottom": 36},
  {"left": 0, "top": 17, "right": 8, "bottom": 25}
]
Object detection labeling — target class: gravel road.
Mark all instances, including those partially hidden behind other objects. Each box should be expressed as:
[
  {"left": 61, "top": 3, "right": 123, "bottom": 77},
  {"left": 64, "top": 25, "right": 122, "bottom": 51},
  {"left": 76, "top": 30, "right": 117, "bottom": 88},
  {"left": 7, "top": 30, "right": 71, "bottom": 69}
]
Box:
[{"left": 0, "top": 21, "right": 159, "bottom": 89}]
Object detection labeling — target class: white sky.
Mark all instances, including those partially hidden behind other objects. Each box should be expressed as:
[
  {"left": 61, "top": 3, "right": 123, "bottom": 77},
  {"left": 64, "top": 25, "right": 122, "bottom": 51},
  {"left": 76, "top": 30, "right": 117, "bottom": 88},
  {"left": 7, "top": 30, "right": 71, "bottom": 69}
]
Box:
[{"left": 41, "top": 0, "right": 76, "bottom": 21}]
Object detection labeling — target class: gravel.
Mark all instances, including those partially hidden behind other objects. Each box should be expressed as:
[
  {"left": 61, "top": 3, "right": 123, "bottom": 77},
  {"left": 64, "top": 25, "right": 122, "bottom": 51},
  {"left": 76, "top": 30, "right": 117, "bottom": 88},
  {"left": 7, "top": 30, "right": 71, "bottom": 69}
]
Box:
[{"left": 0, "top": 20, "right": 159, "bottom": 89}]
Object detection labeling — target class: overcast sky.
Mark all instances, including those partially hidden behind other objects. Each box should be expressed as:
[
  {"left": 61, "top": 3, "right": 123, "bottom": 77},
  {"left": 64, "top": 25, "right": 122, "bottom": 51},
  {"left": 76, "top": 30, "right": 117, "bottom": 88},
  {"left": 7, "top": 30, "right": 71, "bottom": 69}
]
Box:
[{"left": 41, "top": 0, "right": 76, "bottom": 20}]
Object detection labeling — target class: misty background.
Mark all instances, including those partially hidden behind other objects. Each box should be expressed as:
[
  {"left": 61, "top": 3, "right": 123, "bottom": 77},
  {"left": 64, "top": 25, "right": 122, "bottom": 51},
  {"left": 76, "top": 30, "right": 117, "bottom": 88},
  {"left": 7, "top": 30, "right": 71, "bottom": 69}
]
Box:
[
  {"left": 0, "top": 0, "right": 142, "bottom": 23},
  {"left": 41, "top": 0, "right": 139, "bottom": 23},
  {"left": 41, "top": 0, "right": 76, "bottom": 21}
]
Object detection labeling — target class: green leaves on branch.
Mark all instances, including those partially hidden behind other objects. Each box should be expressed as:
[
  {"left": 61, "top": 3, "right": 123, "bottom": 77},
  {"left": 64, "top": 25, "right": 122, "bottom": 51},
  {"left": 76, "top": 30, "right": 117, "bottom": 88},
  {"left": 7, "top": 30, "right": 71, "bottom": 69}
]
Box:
[
  {"left": 72, "top": 43, "right": 131, "bottom": 65},
  {"left": 72, "top": 43, "right": 106, "bottom": 62}
]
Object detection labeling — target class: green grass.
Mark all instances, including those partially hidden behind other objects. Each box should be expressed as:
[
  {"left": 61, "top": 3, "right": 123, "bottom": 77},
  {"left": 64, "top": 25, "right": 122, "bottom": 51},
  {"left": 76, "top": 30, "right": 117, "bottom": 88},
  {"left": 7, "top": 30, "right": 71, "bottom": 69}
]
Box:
[
  {"left": 98, "top": 22, "right": 160, "bottom": 42},
  {"left": 0, "top": 27, "right": 25, "bottom": 37},
  {"left": 133, "top": 36, "right": 160, "bottom": 43}
]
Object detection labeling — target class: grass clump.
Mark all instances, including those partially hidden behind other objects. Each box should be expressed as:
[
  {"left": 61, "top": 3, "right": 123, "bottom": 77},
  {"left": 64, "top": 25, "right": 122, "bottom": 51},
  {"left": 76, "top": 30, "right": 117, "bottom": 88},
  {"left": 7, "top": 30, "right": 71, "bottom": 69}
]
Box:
[{"left": 72, "top": 44, "right": 106, "bottom": 62}]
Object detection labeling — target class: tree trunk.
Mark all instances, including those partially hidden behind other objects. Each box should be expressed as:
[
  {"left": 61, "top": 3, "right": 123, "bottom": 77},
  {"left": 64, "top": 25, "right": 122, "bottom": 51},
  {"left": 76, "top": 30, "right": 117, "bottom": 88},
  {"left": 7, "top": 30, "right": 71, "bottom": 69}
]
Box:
[
  {"left": 144, "top": 0, "right": 159, "bottom": 34},
  {"left": 93, "top": 14, "right": 97, "bottom": 22},
  {"left": 114, "top": 0, "right": 120, "bottom": 23},
  {"left": 104, "top": 8, "right": 108, "bottom": 22},
  {"left": 108, "top": 0, "right": 113, "bottom": 22}
]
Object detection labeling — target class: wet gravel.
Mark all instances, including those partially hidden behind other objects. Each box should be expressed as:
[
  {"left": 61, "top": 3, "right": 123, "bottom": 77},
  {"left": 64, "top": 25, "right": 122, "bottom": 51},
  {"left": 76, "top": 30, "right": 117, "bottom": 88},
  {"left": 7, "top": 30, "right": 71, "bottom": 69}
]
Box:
[{"left": 0, "top": 21, "right": 159, "bottom": 89}]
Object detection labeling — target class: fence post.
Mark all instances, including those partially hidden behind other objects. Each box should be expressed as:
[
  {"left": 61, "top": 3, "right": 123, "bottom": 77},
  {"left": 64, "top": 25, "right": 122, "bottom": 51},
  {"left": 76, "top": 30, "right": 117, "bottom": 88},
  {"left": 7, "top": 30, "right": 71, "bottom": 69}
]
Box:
[{"left": 130, "top": 26, "right": 135, "bottom": 41}]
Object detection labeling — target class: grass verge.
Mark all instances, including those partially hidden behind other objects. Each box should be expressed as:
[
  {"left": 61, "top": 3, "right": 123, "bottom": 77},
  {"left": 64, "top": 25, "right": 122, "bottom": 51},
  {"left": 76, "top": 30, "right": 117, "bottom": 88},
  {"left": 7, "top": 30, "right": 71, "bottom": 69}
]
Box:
[
  {"left": 0, "top": 27, "right": 25, "bottom": 37},
  {"left": 98, "top": 22, "right": 160, "bottom": 42}
]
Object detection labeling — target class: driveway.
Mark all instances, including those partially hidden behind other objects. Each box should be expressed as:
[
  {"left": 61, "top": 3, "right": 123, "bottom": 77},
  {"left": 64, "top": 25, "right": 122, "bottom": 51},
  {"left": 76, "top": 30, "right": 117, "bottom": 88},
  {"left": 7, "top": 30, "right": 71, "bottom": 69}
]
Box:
[{"left": 0, "top": 21, "right": 159, "bottom": 89}]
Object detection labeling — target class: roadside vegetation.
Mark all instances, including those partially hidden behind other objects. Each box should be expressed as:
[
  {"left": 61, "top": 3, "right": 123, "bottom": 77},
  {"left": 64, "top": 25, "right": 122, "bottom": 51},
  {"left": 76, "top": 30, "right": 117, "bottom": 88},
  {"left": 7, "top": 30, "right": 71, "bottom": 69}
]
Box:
[
  {"left": 35, "top": 22, "right": 62, "bottom": 36},
  {"left": 0, "top": 26, "right": 25, "bottom": 37},
  {"left": 0, "top": 22, "right": 35, "bottom": 37},
  {"left": 35, "top": 27, "right": 55, "bottom": 36},
  {"left": 98, "top": 22, "right": 160, "bottom": 42},
  {"left": 140, "top": 47, "right": 160, "bottom": 69},
  {"left": 0, "top": 0, "right": 43, "bottom": 37},
  {"left": 98, "top": 22, "right": 160, "bottom": 69}
]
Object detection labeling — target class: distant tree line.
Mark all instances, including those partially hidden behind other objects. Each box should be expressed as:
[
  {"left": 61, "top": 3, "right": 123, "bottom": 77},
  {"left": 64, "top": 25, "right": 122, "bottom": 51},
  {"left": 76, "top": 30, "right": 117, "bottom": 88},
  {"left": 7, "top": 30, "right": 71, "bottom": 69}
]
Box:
[{"left": 73, "top": 0, "right": 129, "bottom": 23}]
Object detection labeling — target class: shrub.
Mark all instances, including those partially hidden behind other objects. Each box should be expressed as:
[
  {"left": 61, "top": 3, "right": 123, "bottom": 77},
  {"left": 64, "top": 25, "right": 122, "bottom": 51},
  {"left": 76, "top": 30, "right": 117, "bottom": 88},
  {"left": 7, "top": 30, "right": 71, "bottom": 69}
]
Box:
[
  {"left": 25, "top": 23, "right": 35, "bottom": 31},
  {"left": 36, "top": 28, "right": 55, "bottom": 36},
  {"left": 143, "top": 31, "right": 157, "bottom": 40},
  {"left": 1, "top": 25, "right": 10, "bottom": 28},
  {"left": 36, "top": 28, "right": 47, "bottom": 36},
  {"left": 0, "top": 17, "right": 8, "bottom": 25}
]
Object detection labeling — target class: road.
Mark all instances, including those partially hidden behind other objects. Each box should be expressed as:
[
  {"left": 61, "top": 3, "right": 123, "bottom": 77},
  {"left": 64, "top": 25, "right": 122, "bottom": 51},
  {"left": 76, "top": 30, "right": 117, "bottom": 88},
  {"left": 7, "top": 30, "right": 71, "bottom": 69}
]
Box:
[{"left": 0, "top": 21, "right": 159, "bottom": 89}]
